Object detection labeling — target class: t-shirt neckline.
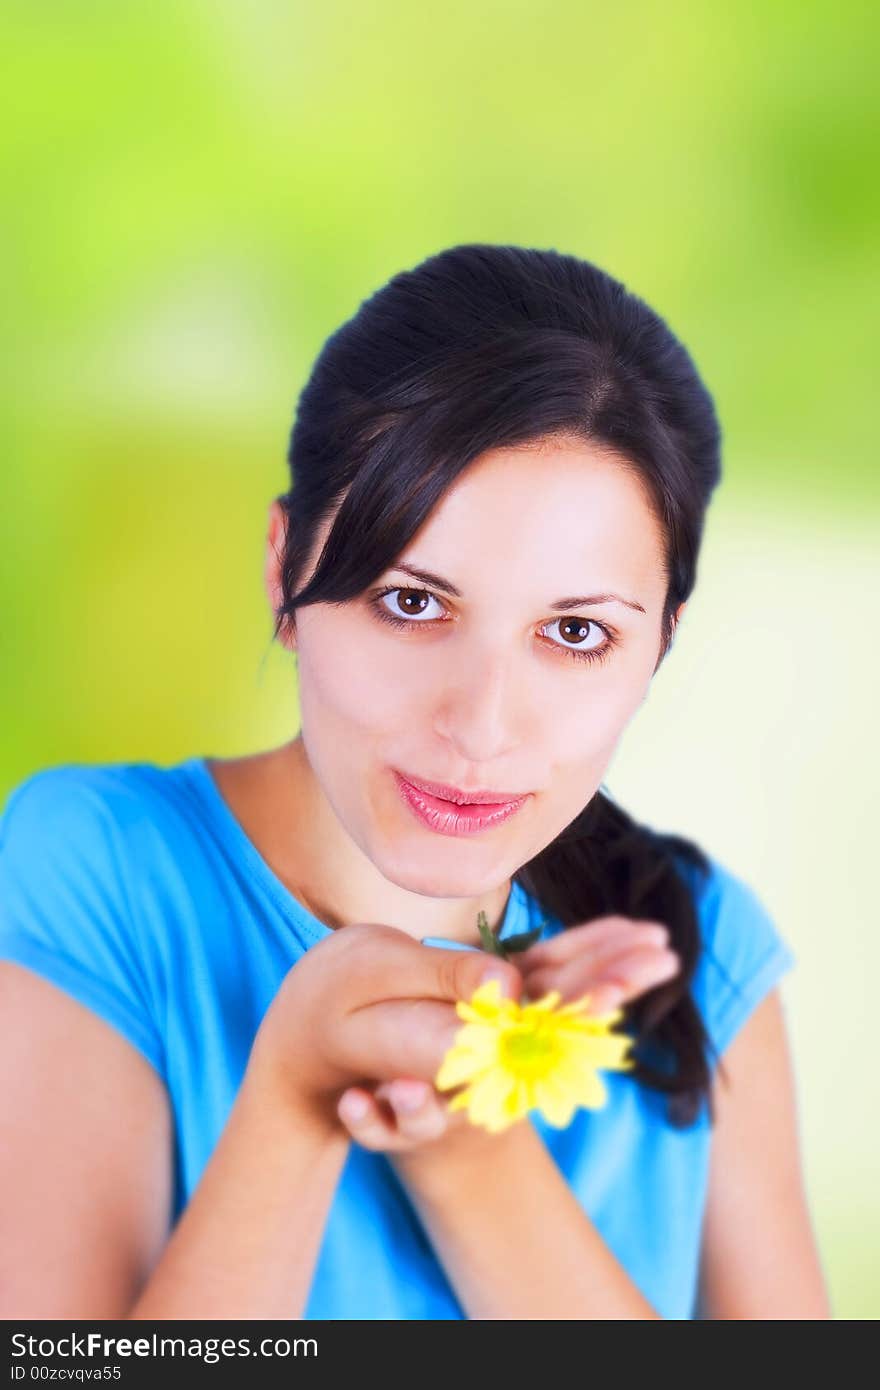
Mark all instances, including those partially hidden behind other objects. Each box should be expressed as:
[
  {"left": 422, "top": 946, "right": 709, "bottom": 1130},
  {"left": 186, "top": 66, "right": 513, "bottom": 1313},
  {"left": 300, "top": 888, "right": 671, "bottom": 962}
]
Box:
[{"left": 178, "top": 754, "right": 531, "bottom": 948}]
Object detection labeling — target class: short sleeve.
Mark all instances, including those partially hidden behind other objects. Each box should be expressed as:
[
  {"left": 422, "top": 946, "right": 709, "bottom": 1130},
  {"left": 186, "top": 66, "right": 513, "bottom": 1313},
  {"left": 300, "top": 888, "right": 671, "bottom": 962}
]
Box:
[
  {"left": 0, "top": 765, "right": 166, "bottom": 1082},
  {"left": 686, "top": 855, "right": 797, "bottom": 1063}
]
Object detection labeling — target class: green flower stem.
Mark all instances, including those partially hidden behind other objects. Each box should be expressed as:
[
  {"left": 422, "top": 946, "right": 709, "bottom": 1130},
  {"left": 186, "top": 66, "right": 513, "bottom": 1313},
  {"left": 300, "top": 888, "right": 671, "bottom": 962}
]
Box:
[{"left": 476, "top": 909, "right": 546, "bottom": 960}]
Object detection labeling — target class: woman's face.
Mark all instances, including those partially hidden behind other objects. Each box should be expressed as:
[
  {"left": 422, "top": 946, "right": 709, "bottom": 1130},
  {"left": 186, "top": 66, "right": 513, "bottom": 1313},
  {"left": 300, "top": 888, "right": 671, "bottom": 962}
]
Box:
[{"left": 266, "top": 437, "right": 683, "bottom": 901}]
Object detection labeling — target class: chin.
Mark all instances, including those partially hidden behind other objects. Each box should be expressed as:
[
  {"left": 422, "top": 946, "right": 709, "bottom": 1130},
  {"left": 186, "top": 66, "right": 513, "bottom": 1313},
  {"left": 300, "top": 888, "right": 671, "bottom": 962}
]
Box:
[{"left": 379, "top": 843, "right": 511, "bottom": 901}]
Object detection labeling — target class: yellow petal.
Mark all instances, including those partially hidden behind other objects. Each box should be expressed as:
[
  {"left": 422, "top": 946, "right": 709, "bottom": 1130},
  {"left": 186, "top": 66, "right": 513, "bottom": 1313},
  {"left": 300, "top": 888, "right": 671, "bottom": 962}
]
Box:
[
  {"left": 446, "top": 1087, "right": 474, "bottom": 1113},
  {"left": 553, "top": 992, "right": 596, "bottom": 1017},
  {"left": 463, "top": 978, "right": 519, "bottom": 1014},
  {"left": 435, "top": 1050, "right": 485, "bottom": 1090},
  {"left": 434, "top": 971, "right": 638, "bottom": 1133},
  {"left": 490, "top": 1078, "right": 530, "bottom": 1133},
  {"left": 456, "top": 994, "right": 519, "bottom": 1026},
  {"left": 522, "top": 990, "right": 562, "bottom": 1015},
  {"left": 484, "top": 1108, "right": 517, "bottom": 1134},
  {"left": 575, "top": 1033, "right": 634, "bottom": 1069},
  {"left": 435, "top": 1023, "right": 501, "bottom": 1090},
  {"left": 510, "top": 1074, "right": 532, "bottom": 1119},
  {"left": 567, "top": 1065, "right": 609, "bottom": 1109},
  {"left": 533, "top": 1074, "right": 578, "bottom": 1128},
  {"left": 447, "top": 1021, "right": 501, "bottom": 1058},
  {"left": 463, "top": 1065, "right": 518, "bottom": 1129}
]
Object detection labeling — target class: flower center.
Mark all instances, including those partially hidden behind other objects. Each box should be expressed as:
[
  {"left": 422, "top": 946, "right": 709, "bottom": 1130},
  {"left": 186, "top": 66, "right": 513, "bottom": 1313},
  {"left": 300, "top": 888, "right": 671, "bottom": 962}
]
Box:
[{"left": 500, "top": 1025, "right": 560, "bottom": 1076}]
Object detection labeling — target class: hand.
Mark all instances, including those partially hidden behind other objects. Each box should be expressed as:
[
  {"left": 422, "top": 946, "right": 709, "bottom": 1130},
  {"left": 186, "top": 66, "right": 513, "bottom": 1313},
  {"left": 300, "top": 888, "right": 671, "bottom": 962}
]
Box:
[
  {"left": 336, "top": 1075, "right": 482, "bottom": 1154},
  {"left": 334, "top": 916, "right": 680, "bottom": 1154},
  {"left": 336, "top": 911, "right": 678, "bottom": 1150},
  {"left": 515, "top": 914, "right": 681, "bottom": 1016},
  {"left": 248, "top": 922, "right": 524, "bottom": 1135}
]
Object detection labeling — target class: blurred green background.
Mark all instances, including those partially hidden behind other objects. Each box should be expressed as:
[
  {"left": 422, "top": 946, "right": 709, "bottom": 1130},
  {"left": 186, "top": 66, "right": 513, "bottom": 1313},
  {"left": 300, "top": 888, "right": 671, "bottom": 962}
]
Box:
[{"left": 2, "top": 0, "right": 876, "bottom": 1316}]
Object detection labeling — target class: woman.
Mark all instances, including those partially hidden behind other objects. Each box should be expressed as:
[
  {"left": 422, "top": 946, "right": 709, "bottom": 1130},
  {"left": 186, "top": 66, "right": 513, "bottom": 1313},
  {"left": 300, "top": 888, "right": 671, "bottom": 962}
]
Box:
[{"left": 0, "top": 244, "right": 831, "bottom": 1319}]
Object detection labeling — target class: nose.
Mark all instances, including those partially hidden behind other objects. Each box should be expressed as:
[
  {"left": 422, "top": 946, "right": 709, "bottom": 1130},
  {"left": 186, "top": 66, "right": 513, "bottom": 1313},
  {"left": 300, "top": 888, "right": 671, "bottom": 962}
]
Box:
[{"left": 432, "top": 644, "right": 525, "bottom": 763}]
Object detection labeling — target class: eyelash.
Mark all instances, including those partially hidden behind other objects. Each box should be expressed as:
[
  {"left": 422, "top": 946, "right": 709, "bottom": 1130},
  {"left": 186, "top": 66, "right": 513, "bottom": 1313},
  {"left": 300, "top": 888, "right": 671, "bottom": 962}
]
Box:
[{"left": 367, "top": 586, "right": 619, "bottom": 666}]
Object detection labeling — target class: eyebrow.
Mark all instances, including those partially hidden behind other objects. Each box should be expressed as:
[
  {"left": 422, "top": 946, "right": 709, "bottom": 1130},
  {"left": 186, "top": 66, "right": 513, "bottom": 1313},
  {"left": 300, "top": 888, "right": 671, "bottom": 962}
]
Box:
[{"left": 387, "top": 563, "right": 647, "bottom": 614}]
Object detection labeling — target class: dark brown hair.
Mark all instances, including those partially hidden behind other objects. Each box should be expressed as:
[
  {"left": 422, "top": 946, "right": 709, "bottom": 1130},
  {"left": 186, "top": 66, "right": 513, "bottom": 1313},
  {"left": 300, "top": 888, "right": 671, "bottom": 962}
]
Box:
[{"left": 270, "top": 243, "right": 727, "bottom": 1127}]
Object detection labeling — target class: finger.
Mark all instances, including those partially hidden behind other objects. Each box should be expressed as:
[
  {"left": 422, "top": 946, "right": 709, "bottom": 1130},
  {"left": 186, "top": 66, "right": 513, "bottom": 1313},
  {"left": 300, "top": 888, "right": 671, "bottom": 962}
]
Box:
[
  {"left": 519, "top": 917, "right": 670, "bottom": 971},
  {"left": 523, "top": 934, "right": 669, "bottom": 994},
  {"left": 338, "top": 921, "right": 523, "bottom": 1009},
  {"left": 525, "top": 944, "right": 680, "bottom": 1015},
  {"left": 334, "top": 927, "right": 524, "bottom": 1086},
  {"left": 337, "top": 1087, "right": 402, "bottom": 1150},
  {"left": 337, "top": 1087, "right": 377, "bottom": 1126},
  {"left": 526, "top": 943, "right": 680, "bottom": 1010},
  {"left": 344, "top": 994, "right": 499, "bottom": 1087},
  {"left": 374, "top": 1079, "right": 449, "bottom": 1145}
]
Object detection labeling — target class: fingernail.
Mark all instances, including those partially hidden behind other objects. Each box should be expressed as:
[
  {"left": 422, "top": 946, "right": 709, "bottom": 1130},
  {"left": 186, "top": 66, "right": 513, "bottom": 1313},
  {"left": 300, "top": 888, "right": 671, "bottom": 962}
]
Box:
[
  {"left": 480, "top": 967, "right": 514, "bottom": 997},
  {"left": 341, "top": 1093, "right": 369, "bottom": 1122},
  {"left": 600, "top": 984, "right": 626, "bottom": 1009},
  {"left": 645, "top": 925, "right": 669, "bottom": 946},
  {"left": 395, "top": 1083, "right": 428, "bottom": 1113}
]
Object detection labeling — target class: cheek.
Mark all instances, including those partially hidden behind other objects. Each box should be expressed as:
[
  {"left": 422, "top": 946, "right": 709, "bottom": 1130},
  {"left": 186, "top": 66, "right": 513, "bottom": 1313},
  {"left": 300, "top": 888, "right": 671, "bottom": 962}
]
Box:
[
  {"left": 295, "top": 621, "right": 416, "bottom": 731},
  {"left": 297, "top": 615, "right": 649, "bottom": 754},
  {"left": 544, "top": 666, "right": 643, "bottom": 753},
  {"left": 535, "top": 667, "right": 650, "bottom": 817}
]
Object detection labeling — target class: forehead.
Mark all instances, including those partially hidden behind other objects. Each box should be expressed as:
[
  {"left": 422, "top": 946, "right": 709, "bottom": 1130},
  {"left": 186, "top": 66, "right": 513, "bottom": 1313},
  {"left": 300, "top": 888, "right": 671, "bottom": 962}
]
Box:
[{"left": 404, "top": 440, "right": 666, "bottom": 597}]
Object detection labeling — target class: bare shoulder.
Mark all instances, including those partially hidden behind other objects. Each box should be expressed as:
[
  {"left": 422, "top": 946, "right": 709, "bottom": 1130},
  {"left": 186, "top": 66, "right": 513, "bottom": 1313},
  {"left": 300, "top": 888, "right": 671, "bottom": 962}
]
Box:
[
  {"left": 697, "top": 986, "right": 833, "bottom": 1319},
  {"left": 0, "top": 961, "right": 175, "bottom": 1318}
]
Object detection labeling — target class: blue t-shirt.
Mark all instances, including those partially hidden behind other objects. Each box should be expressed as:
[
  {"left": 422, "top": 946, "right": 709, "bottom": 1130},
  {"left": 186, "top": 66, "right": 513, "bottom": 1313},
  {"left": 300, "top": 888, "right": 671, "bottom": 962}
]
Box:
[{"left": 0, "top": 757, "right": 796, "bottom": 1320}]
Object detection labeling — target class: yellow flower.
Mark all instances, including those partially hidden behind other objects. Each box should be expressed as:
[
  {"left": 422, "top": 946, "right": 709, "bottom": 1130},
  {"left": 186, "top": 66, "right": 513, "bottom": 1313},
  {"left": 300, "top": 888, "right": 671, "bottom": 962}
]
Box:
[{"left": 434, "top": 979, "right": 636, "bottom": 1134}]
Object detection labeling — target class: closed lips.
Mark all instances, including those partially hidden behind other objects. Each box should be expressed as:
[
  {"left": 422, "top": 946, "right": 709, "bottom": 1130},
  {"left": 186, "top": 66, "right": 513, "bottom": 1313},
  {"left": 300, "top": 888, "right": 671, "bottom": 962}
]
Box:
[{"left": 397, "top": 772, "right": 527, "bottom": 806}]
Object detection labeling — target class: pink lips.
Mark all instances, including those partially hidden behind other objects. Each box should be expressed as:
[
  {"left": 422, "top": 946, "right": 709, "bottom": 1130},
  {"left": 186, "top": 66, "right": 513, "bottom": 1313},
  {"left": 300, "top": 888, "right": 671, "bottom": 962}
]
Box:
[
  {"left": 397, "top": 771, "right": 527, "bottom": 805},
  {"left": 394, "top": 771, "right": 529, "bottom": 837}
]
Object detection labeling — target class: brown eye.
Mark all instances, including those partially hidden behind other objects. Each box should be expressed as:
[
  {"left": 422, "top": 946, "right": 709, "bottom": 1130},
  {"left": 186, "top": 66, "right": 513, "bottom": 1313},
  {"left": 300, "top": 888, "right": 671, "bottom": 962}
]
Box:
[
  {"left": 391, "top": 589, "right": 433, "bottom": 617},
  {"left": 369, "top": 586, "right": 618, "bottom": 667},
  {"left": 539, "top": 617, "right": 614, "bottom": 664},
  {"left": 374, "top": 587, "right": 446, "bottom": 624}
]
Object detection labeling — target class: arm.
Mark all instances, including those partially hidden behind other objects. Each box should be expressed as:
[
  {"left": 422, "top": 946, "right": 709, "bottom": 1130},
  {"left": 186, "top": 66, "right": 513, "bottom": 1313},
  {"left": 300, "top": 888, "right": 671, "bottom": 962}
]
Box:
[
  {"left": 0, "top": 964, "right": 175, "bottom": 1319},
  {"left": 390, "top": 1121, "right": 660, "bottom": 1320},
  {"left": 128, "top": 1060, "right": 350, "bottom": 1320},
  {"left": 0, "top": 963, "right": 350, "bottom": 1321},
  {"left": 696, "top": 987, "right": 833, "bottom": 1319}
]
